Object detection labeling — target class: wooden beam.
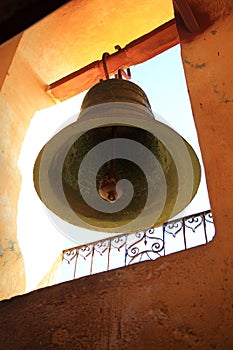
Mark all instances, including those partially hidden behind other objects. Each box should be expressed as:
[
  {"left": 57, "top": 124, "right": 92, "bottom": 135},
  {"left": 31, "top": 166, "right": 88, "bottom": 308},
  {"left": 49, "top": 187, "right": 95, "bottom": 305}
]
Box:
[{"left": 47, "top": 19, "right": 179, "bottom": 102}]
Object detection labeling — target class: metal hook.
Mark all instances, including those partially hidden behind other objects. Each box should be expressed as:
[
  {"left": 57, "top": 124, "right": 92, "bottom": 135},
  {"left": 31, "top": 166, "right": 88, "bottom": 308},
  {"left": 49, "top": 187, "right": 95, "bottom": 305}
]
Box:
[
  {"left": 114, "top": 45, "right": 131, "bottom": 80},
  {"left": 102, "top": 47, "right": 131, "bottom": 81},
  {"left": 102, "top": 52, "right": 110, "bottom": 80}
]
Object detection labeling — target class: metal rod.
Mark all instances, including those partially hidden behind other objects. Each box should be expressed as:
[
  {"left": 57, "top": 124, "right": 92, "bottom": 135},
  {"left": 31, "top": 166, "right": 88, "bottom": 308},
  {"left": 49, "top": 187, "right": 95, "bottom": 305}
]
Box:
[
  {"left": 102, "top": 52, "right": 110, "bottom": 80},
  {"left": 90, "top": 245, "right": 95, "bottom": 275},
  {"left": 182, "top": 217, "right": 187, "bottom": 250},
  {"left": 73, "top": 249, "right": 78, "bottom": 279},
  {"left": 202, "top": 212, "right": 208, "bottom": 243}
]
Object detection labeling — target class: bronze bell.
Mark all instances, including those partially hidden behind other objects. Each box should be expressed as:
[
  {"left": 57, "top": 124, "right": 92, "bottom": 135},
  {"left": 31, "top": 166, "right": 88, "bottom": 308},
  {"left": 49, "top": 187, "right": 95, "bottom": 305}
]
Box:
[{"left": 33, "top": 79, "right": 201, "bottom": 233}]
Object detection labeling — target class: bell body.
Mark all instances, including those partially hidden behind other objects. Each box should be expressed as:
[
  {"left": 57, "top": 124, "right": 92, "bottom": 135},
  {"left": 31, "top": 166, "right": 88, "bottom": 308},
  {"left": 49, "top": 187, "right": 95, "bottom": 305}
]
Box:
[{"left": 34, "top": 79, "right": 201, "bottom": 234}]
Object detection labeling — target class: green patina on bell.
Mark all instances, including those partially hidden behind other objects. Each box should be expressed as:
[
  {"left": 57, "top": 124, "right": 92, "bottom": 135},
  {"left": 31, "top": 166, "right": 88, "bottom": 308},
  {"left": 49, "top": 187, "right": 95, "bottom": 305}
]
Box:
[
  {"left": 62, "top": 125, "right": 178, "bottom": 228},
  {"left": 33, "top": 79, "right": 201, "bottom": 233}
]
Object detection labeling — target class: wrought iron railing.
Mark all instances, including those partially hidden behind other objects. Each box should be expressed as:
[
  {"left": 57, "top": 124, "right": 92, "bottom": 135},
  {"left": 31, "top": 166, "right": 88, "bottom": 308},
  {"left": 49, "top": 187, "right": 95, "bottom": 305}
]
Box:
[{"left": 60, "top": 210, "right": 214, "bottom": 282}]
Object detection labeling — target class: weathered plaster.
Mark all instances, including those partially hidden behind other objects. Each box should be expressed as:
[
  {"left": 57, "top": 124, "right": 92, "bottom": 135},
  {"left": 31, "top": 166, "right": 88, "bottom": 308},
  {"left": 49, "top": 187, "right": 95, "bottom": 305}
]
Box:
[
  {"left": 0, "top": 1, "right": 233, "bottom": 349},
  {"left": 0, "top": 51, "right": 54, "bottom": 299},
  {"left": 0, "top": 242, "right": 232, "bottom": 349}
]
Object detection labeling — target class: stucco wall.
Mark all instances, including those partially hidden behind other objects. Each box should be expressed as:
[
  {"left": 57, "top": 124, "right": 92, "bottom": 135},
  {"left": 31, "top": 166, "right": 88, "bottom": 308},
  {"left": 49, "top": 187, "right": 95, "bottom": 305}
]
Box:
[
  {"left": 0, "top": 241, "right": 232, "bottom": 349},
  {"left": 0, "top": 1, "right": 233, "bottom": 349},
  {"left": 0, "top": 49, "right": 54, "bottom": 298}
]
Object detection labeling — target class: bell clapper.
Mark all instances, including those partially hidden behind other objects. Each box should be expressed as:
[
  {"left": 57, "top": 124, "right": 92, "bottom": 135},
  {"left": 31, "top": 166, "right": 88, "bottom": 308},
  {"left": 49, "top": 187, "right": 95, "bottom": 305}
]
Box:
[{"left": 98, "top": 126, "right": 123, "bottom": 203}]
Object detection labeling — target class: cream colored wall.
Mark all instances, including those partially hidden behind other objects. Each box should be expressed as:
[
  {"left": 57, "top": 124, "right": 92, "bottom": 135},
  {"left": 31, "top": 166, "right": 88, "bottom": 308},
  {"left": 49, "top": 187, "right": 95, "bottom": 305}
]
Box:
[
  {"left": 19, "top": 0, "right": 174, "bottom": 84},
  {"left": 0, "top": 49, "right": 54, "bottom": 299}
]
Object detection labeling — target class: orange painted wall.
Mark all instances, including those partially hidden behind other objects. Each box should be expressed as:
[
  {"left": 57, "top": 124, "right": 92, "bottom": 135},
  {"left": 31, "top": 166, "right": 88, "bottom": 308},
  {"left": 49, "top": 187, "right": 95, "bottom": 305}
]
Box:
[{"left": 0, "top": 1, "right": 233, "bottom": 348}]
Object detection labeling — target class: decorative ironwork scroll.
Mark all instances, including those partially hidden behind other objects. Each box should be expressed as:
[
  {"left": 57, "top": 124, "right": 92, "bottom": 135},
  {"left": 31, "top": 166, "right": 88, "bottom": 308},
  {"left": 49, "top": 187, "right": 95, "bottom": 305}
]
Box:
[
  {"left": 126, "top": 228, "right": 164, "bottom": 264},
  {"left": 60, "top": 210, "right": 215, "bottom": 282}
]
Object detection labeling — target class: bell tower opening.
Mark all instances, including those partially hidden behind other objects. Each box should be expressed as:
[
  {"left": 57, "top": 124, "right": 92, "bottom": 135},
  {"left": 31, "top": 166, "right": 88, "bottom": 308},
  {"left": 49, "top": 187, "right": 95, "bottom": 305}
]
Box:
[{"left": 17, "top": 44, "right": 213, "bottom": 291}]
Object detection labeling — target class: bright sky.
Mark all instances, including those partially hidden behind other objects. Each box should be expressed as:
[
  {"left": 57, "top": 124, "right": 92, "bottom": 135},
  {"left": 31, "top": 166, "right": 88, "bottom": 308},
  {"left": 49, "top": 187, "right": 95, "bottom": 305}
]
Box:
[{"left": 17, "top": 44, "right": 210, "bottom": 292}]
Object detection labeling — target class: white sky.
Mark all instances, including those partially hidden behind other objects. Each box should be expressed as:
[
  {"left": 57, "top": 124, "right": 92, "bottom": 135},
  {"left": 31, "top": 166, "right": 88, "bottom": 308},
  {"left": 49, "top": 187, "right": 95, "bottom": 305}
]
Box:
[{"left": 17, "top": 44, "right": 210, "bottom": 292}]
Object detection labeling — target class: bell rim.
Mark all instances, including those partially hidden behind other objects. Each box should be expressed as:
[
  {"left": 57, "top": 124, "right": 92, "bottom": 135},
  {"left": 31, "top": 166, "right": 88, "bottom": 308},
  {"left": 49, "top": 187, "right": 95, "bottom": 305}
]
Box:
[{"left": 33, "top": 101, "right": 201, "bottom": 235}]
